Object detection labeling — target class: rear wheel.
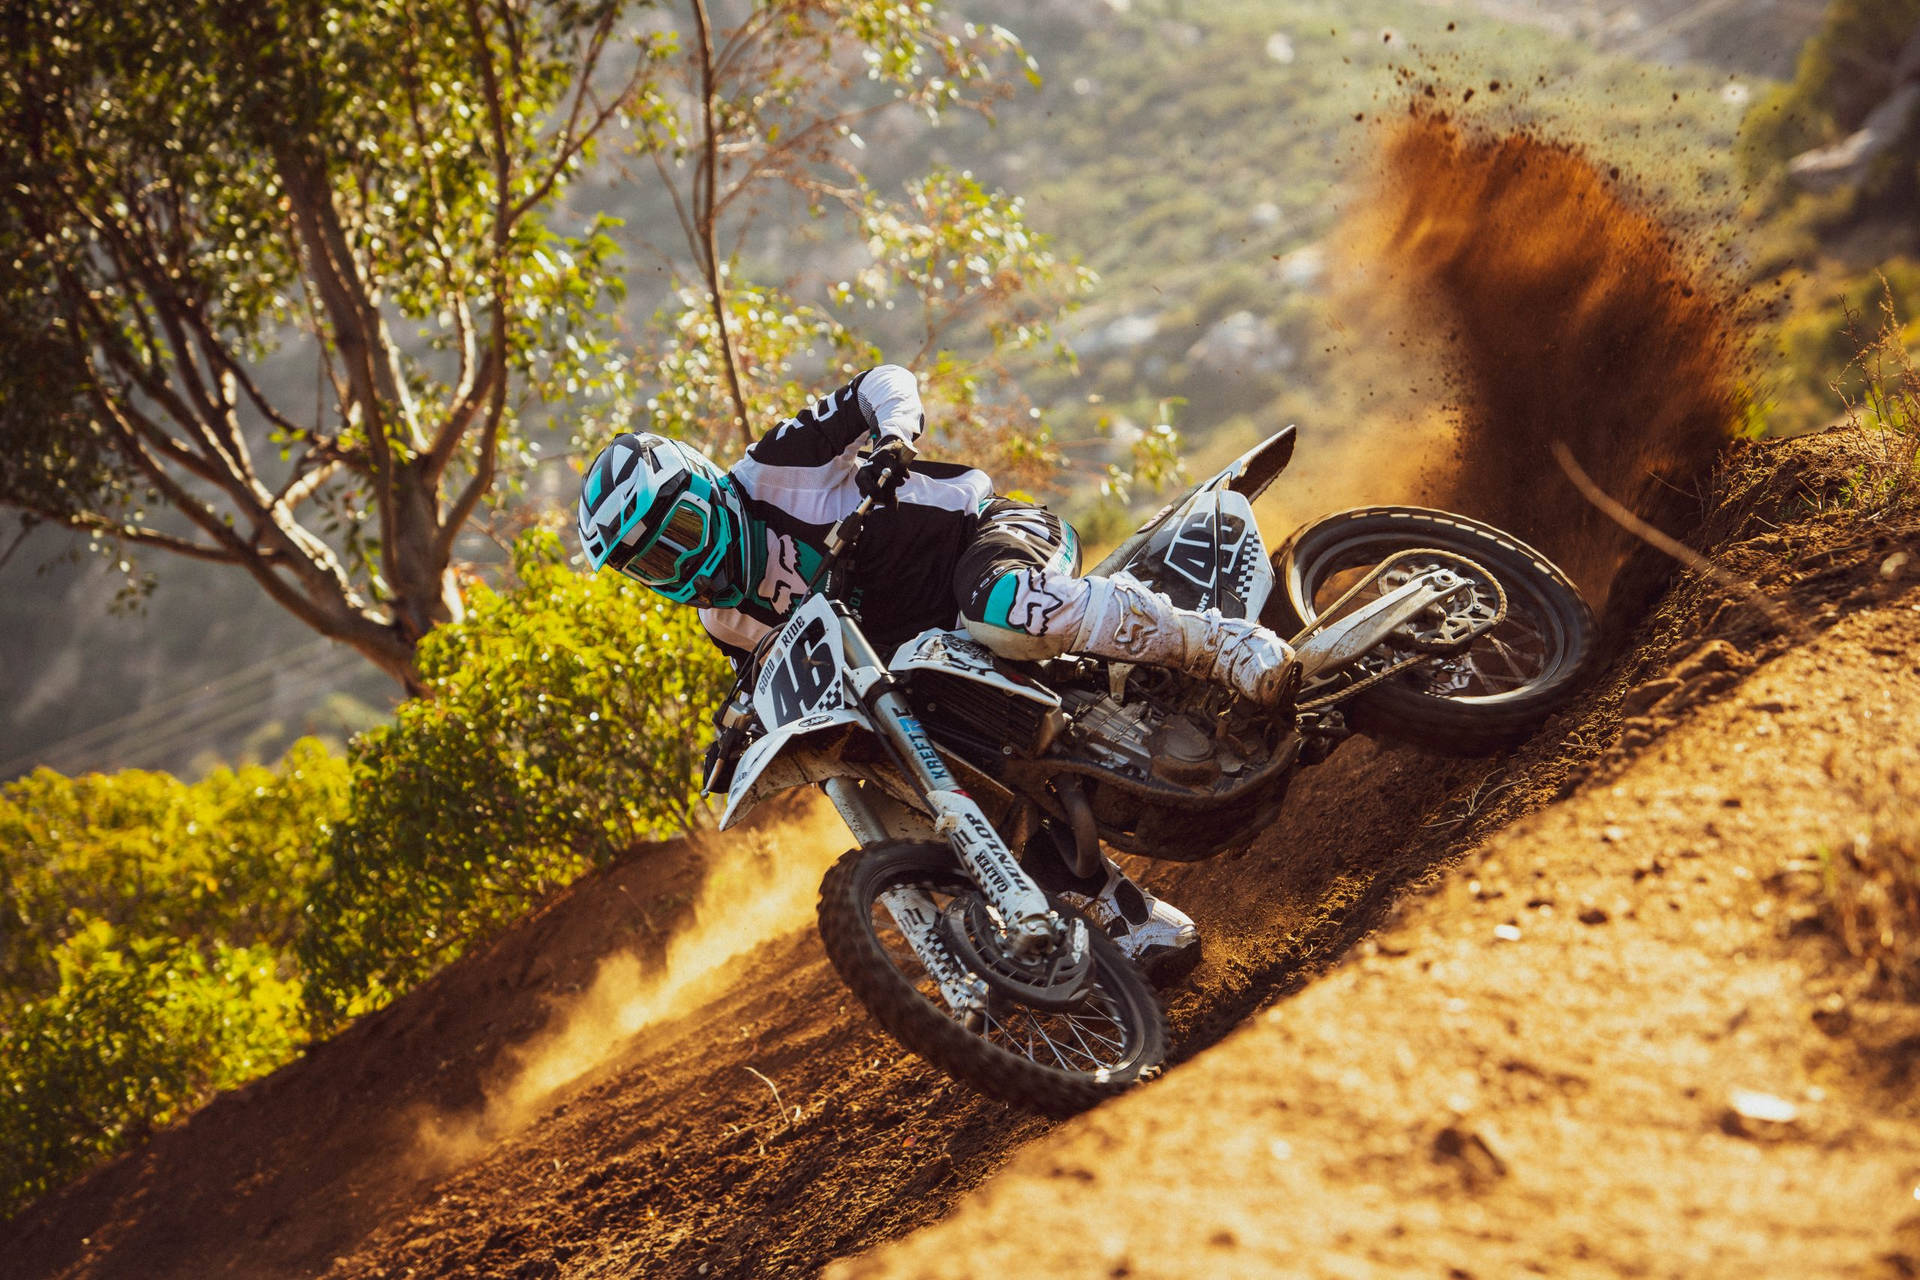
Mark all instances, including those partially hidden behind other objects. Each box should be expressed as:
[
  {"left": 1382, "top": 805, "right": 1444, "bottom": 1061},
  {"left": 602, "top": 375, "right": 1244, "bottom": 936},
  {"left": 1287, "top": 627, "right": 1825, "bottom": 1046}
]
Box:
[
  {"left": 817, "top": 841, "right": 1166, "bottom": 1114},
  {"left": 1266, "top": 506, "right": 1595, "bottom": 754}
]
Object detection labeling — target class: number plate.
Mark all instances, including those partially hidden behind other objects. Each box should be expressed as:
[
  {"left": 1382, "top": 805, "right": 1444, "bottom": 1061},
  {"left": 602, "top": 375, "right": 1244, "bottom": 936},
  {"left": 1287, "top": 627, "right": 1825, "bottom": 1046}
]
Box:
[{"left": 752, "top": 595, "right": 848, "bottom": 729}]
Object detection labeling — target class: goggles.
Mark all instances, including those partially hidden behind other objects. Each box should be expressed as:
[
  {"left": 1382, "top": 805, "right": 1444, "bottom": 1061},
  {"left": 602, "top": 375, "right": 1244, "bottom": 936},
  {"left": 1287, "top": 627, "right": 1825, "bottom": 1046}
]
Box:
[
  {"left": 609, "top": 484, "right": 739, "bottom": 605},
  {"left": 616, "top": 493, "right": 707, "bottom": 584}
]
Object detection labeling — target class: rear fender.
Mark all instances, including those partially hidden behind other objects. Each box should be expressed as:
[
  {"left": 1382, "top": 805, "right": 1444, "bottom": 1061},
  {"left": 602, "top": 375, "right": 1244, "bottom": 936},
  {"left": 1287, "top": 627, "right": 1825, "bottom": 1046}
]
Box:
[
  {"left": 1100, "top": 487, "right": 1275, "bottom": 618},
  {"left": 1087, "top": 423, "right": 1296, "bottom": 580}
]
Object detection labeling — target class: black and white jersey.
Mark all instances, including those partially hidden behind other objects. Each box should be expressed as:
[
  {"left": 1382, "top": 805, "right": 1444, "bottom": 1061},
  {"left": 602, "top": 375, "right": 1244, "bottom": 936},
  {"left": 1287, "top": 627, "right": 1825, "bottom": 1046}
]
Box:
[{"left": 699, "top": 365, "right": 993, "bottom": 662}]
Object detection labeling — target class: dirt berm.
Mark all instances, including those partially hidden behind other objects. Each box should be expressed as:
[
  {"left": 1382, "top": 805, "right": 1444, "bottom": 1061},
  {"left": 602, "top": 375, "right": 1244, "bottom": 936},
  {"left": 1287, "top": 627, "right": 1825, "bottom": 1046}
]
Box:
[
  {"left": 836, "top": 429, "right": 1920, "bottom": 1279},
  {"left": 11, "top": 423, "right": 1919, "bottom": 1278},
  {"left": 15, "top": 114, "right": 1920, "bottom": 1276}
]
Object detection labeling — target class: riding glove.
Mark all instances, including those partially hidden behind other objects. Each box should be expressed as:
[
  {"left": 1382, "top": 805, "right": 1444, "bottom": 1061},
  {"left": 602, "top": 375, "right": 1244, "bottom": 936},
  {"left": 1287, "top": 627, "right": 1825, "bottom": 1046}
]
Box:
[{"left": 856, "top": 437, "right": 916, "bottom": 505}]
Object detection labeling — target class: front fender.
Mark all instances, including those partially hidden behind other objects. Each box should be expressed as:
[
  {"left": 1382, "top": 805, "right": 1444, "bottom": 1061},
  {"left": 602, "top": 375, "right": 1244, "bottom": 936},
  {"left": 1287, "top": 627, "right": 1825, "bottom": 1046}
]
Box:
[{"left": 719, "top": 707, "right": 867, "bottom": 829}]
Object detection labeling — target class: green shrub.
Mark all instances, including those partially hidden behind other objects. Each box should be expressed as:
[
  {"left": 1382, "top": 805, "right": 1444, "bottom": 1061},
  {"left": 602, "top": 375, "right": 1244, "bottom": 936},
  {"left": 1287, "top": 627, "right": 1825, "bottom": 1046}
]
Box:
[
  {"left": 0, "top": 745, "right": 342, "bottom": 1216},
  {"left": 0, "top": 740, "right": 349, "bottom": 1002},
  {"left": 298, "top": 529, "right": 731, "bottom": 1025},
  {"left": 0, "top": 921, "right": 304, "bottom": 1216}
]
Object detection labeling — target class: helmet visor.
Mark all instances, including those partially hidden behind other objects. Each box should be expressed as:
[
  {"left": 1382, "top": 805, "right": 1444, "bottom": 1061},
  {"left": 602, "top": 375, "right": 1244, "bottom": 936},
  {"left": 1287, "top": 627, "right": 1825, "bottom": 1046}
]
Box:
[{"left": 616, "top": 496, "right": 711, "bottom": 588}]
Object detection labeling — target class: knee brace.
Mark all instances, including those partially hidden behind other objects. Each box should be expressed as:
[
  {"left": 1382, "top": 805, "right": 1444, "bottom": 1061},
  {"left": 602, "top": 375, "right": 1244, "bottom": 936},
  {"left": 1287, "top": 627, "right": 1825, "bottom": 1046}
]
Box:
[{"left": 959, "top": 566, "right": 1094, "bottom": 661}]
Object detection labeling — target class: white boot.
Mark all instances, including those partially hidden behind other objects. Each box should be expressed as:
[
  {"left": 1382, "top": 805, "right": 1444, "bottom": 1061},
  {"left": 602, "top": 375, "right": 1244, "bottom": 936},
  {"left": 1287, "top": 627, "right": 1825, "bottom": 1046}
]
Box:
[
  {"left": 1071, "top": 575, "right": 1299, "bottom": 706},
  {"left": 1053, "top": 859, "right": 1200, "bottom": 977}
]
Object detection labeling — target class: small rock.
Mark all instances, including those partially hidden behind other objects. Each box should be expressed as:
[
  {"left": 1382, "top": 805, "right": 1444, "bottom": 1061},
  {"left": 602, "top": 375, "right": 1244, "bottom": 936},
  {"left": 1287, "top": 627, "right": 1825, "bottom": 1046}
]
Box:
[
  {"left": 1578, "top": 905, "right": 1610, "bottom": 925},
  {"left": 1812, "top": 996, "right": 1851, "bottom": 1036},
  {"left": 1728, "top": 1088, "right": 1798, "bottom": 1122},
  {"left": 1721, "top": 1087, "right": 1800, "bottom": 1139},
  {"left": 1432, "top": 1124, "right": 1509, "bottom": 1184},
  {"left": 1602, "top": 825, "right": 1628, "bottom": 843},
  {"left": 1882, "top": 550, "right": 1912, "bottom": 580},
  {"left": 1750, "top": 698, "right": 1787, "bottom": 714},
  {"left": 1493, "top": 923, "right": 1522, "bottom": 943},
  {"left": 1785, "top": 908, "right": 1826, "bottom": 937}
]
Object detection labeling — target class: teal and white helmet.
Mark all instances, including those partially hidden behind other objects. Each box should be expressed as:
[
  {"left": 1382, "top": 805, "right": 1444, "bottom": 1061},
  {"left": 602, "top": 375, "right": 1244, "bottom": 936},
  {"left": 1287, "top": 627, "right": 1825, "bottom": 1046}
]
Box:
[{"left": 577, "top": 432, "right": 748, "bottom": 607}]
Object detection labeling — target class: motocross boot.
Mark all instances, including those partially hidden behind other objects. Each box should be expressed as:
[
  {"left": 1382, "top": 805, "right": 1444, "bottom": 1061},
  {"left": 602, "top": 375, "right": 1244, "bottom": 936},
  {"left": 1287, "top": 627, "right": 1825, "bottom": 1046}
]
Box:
[
  {"left": 1072, "top": 574, "right": 1299, "bottom": 707},
  {"left": 1061, "top": 860, "right": 1200, "bottom": 983},
  {"left": 1029, "top": 838, "right": 1200, "bottom": 983}
]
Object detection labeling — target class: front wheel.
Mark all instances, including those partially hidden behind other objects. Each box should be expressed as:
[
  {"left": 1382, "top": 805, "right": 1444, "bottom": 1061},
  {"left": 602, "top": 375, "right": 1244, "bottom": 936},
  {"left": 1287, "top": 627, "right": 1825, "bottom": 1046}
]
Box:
[
  {"left": 1265, "top": 506, "right": 1595, "bottom": 754},
  {"left": 817, "top": 841, "right": 1167, "bottom": 1114}
]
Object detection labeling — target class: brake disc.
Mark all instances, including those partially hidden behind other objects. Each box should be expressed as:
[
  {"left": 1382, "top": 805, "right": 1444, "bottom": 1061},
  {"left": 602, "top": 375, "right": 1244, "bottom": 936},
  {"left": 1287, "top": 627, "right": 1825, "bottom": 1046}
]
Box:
[{"left": 938, "top": 895, "right": 1093, "bottom": 1013}]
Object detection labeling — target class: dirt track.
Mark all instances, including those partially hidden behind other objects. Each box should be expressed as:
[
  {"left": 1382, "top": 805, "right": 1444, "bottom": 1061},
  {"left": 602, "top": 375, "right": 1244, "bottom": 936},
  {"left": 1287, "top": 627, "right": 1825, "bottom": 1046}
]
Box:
[
  {"left": 12, "top": 426, "right": 1917, "bottom": 1279},
  {"left": 837, "top": 440, "right": 1920, "bottom": 1280},
  {"left": 12, "top": 111, "right": 1920, "bottom": 1277}
]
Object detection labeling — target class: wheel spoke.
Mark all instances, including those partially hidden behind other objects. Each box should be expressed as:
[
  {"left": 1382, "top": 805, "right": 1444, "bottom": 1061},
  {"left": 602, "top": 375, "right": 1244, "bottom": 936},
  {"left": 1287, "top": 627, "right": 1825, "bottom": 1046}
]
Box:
[
  {"left": 1063, "top": 1014, "right": 1102, "bottom": 1062},
  {"left": 1034, "top": 1024, "right": 1075, "bottom": 1070},
  {"left": 975, "top": 982, "right": 1131, "bottom": 1071},
  {"left": 1488, "top": 637, "right": 1530, "bottom": 678},
  {"left": 1070, "top": 1014, "right": 1127, "bottom": 1052},
  {"left": 851, "top": 853, "right": 1158, "bottom": 1088}
]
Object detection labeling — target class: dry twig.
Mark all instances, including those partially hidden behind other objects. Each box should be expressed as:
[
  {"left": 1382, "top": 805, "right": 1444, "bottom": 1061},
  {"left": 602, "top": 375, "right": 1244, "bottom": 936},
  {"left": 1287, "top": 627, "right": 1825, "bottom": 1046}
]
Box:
[{"left": 1550, "top": 440, "right": 1810, "bottom": 643}]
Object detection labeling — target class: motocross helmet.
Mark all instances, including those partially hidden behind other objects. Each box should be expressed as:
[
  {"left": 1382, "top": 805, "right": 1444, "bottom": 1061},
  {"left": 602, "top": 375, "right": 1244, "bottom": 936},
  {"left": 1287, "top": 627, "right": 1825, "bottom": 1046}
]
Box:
[{"left": 577, "top": 432, "right": 749, "bottom": 608}]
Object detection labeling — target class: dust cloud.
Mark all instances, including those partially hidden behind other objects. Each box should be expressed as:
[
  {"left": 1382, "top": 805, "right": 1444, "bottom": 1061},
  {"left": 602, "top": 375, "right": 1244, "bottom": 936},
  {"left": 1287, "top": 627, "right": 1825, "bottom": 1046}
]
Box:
[
  {"left": 1334, "top": 109, "right": 1743, "bottom": 607},
  {"left": 413, "top": 799, "right": 851, "bottom": 1168}
]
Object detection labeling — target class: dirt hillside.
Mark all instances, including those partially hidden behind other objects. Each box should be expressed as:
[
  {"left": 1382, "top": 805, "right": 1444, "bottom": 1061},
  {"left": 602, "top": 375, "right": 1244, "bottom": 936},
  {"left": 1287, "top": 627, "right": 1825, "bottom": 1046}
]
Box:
[
  {"left": 13, "top": 426, "right": 1916, "bottom": 1279},
  {"left": 835, "top": 432, "right": 1920, "bottom": 1280},
  {"left": 7, "top": 570, "right": 1525, "bottom": 1279}
]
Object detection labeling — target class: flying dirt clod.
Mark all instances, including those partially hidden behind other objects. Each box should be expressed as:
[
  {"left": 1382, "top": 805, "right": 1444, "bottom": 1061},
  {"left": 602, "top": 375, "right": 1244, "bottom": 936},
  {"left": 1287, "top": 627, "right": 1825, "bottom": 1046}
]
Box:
[{"left": 1349, "top": 110, "right": 1744, "bottom": 608}]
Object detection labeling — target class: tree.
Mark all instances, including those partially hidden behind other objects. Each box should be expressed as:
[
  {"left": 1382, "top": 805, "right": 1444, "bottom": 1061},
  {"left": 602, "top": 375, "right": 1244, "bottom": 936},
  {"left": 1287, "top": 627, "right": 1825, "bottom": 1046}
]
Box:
[
  {"left": 0, "top": 0, "right": 646, "bottom": 692},
  {"left": 627, "top": 2, "right": 1088, "bottom": 493},
  {"left": 0, "top": 0, "right": 1083, "bottom": 693}
]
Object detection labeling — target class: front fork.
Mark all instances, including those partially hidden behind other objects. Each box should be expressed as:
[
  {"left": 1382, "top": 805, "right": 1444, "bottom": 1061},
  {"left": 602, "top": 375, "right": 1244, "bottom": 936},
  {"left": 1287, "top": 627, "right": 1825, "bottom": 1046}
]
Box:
[{"left": 832, "top": 612, "right": 1063, "bottom": 957}]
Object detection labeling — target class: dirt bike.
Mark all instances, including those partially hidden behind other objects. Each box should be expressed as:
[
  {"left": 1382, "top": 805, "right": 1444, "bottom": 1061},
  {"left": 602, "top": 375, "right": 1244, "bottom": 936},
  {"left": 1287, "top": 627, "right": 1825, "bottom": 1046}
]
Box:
[{"left": 704, "top": 424, "right": 1594, "bottom": 1113}]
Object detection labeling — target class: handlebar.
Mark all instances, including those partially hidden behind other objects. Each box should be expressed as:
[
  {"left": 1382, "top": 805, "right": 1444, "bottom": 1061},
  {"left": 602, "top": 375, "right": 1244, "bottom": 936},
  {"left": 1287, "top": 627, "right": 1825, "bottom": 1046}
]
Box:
[{"left": 806, "top": 492, "right": 876, "bottom": 600}]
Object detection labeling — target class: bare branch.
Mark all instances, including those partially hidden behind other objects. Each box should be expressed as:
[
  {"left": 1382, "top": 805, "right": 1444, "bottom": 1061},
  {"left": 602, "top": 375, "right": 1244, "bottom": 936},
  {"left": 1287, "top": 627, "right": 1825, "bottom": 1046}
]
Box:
[
  {"left": 436, "top": 0, "right": 519, "bottom": 566},
  {"left": 58, "top": 272, "right": 244, "bottom": 492},
  {"left": 274, "top": 454, "right": 346, "bottom": 512},
  {"left": 1550, "top": 440, "right": 1810, "bottom": 643},
  {"left": 711, "top": 1, "right": 783, "bottom": 80},
  {"left": 691, "top": 0, "right": 750, "bottom": 447},
  {"left": 50, "top": 511, "right": 244, "bottom": 565},
  {"left": 505, "top": 10, "right": 629, "bottom": 224},
  {"left": 85, "top": 387, "right": 253, "bottom": 561},
  {"left": 398, "top": 11, "right": 483, "bottom": 470},
  {"left": 178, "top": 295, "right": 310, "bottom": 445},
  {"left": 276, "top": 146, "right": 407, "bottom": 589},
  {"left": 649, "top": 145, "right": 703, "bottom": 264},
  {"left": 709, "top": 104, "right": 888, "bottom": 225}
]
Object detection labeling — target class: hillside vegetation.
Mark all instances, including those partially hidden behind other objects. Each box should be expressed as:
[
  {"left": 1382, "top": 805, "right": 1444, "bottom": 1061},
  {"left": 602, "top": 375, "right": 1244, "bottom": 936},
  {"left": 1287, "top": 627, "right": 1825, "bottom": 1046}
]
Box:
[{"left": 0, "top": 535, "right": 725, "bottom": 1213}]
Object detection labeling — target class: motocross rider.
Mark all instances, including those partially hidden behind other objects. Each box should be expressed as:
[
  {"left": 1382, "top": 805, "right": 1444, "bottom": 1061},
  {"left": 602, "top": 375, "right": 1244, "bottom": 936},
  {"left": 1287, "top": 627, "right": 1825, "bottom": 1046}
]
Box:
[{"left": 576, "top": 364, "right": 1299, "bottom": 975}]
